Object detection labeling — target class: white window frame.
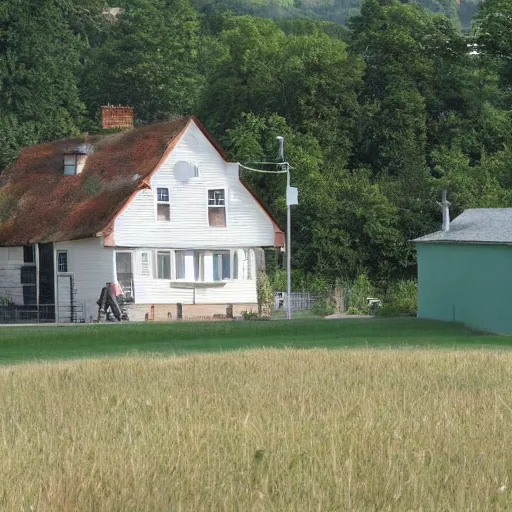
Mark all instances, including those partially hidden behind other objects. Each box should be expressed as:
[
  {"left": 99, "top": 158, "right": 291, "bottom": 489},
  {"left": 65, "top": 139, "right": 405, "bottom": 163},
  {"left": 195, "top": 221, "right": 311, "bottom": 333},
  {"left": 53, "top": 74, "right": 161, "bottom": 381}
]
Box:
[
  {"left": 206, "top": 188, "right": 227, "bottom": 228},
  {"left": 57, "top": 250, "right": 68, "bottom": 273},
  {"left": 155, "top": 187, "right": 171, "bottom": 222},
  {"left": 155, "top": 250, "right": 171, "bottom": 279},
  {"left": 212, "top": 251, "right": 231, "bottom": 281},
  {"left": 174, "top": 250, "right": 187, "bottom": 281}
]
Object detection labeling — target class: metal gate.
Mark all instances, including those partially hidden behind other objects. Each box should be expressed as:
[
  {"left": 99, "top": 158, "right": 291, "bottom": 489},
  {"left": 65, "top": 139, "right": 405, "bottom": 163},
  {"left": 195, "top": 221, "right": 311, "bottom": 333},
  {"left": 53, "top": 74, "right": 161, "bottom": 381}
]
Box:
[{"left": 57, "top": 273, "right": 76, "bottom": 323}]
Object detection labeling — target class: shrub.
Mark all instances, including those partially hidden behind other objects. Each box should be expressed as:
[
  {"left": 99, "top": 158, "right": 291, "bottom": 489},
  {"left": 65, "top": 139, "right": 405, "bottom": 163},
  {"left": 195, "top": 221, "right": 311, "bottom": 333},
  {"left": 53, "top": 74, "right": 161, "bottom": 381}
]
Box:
[
  {"left": 241, "top": 310, "right": 264, "bottom": 321},
  {"left": 310, "top": 299, "right": 335, "bottom": 317},
  {"left": 377, "top": 280, "right": 417, "bottom": 317},
  {"left": 256, "top": 271, "right": 274, "bottom": 316},
  {"left": 347, "top": 274, "right": 375, "bottom": 314}
]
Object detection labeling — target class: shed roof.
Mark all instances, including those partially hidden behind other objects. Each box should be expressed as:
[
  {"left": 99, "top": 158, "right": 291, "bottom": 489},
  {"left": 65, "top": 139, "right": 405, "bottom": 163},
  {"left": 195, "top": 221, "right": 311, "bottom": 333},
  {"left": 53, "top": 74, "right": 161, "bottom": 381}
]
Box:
[{"left": 414, "top": 209, "right": 512, "bottom": 244}]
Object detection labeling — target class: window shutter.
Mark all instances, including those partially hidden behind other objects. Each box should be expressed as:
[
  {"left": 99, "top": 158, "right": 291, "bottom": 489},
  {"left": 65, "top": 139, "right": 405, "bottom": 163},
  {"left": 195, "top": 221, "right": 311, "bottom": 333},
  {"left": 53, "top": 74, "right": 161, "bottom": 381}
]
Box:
[{"left": 140, "top": 252, "right": 150, "bottom": 276}]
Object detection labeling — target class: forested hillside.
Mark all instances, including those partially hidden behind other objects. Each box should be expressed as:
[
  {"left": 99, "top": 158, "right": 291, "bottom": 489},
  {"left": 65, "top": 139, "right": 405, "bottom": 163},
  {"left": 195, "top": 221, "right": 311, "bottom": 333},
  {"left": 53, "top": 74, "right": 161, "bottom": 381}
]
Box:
[
  {"left": 0, "top": 0, "right": 510, "bottom": 287},
  {"left": 193, "top": 0, "right": 481, "bottom": 28}
]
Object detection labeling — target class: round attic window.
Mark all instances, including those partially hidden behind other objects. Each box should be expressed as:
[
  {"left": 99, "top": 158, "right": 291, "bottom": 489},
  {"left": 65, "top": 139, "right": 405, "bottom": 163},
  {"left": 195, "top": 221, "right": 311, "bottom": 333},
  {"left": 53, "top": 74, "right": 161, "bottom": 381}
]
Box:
[{"left": 173, "top": 161, "right": 197, "bottom": 183}]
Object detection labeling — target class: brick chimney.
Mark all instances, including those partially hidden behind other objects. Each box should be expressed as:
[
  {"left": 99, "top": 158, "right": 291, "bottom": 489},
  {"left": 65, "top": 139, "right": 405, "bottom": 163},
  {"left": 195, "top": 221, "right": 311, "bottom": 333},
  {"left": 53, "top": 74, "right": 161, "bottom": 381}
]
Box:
[{"left": 101, "top": 105, "right": 134, "bottom": 130}]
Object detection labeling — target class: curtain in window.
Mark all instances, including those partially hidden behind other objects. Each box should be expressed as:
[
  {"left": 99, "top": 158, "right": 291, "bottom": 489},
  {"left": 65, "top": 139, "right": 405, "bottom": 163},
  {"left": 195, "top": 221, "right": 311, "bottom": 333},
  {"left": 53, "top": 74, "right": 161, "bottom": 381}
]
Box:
[
  {"left": 213, "top": 254, "right": 220, "bottom": 281},
  {"left": 194, "top": 252, "right": 204, "bottom": 281},
  {"left": 175, "top": 251, "right": 185, "bottom": 280},
  {"left": 233, "top": 250, "right": 239, "bottom": 280}
]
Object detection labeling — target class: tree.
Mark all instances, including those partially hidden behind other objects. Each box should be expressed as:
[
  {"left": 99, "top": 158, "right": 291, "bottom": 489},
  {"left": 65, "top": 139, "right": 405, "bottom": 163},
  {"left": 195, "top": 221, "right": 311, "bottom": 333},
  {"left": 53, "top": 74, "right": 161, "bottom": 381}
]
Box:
[
  {"left": 0, "top": 0, "right": 87, "bottom": 169},
  {"left": 200, "top": 15, "right": 363, "bottom": 165},
  {"left": 225, "top": 113, "right": 402, "bottom": 281},
  {"left": 81, "top": 0, "right": 202, "bottom": 124}
]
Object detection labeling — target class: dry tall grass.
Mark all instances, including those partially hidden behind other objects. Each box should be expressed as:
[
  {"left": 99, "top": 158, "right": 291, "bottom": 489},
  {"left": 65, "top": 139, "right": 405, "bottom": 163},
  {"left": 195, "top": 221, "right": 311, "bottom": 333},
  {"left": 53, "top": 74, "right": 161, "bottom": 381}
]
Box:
[{"left": 2, "top": 349, "right": 512, "bottom": 511}]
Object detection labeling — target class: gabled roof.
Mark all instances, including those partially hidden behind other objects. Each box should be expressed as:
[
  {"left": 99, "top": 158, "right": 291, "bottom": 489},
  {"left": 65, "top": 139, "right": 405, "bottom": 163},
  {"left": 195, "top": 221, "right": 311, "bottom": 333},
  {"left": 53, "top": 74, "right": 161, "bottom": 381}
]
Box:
[
  {"left": 0, "top": 117, "right": 284, "bottom": 247},
  {"left": 414, "top": 209, "right": 512, "bottom": 245}
]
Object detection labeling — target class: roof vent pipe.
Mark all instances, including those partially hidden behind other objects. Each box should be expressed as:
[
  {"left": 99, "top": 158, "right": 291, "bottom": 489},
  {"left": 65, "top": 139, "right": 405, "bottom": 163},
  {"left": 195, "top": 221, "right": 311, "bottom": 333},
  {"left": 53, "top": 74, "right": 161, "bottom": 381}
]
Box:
[{"left": 440, "top": 190, "right": 451, "bottom": 232}]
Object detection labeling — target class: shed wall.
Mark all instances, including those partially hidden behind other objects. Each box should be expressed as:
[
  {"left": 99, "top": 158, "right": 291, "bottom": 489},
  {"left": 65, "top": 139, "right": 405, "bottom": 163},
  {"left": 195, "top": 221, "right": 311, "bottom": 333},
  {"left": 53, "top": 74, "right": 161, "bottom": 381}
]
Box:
[{"left": 417, "top": 243, "right": 512, "bottom": 333}]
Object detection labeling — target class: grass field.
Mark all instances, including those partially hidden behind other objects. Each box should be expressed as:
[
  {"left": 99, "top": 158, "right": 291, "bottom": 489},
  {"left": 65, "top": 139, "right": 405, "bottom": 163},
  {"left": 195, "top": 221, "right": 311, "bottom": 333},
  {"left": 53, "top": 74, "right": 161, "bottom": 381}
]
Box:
[
  {"left": 3, "top": 349, "right": 512, "bottom": 511},
  {"left": 1, "top": 317, "right": 512, "bottom": 365}
]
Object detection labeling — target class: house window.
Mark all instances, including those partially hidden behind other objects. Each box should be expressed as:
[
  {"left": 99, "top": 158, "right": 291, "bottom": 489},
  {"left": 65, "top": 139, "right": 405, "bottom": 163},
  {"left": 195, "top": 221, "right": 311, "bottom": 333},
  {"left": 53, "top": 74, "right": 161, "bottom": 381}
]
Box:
[
  {"left": 233, "top": 250, "right": 239, "bottom": 280},
  {"left": 23, "top": 246, "right": 35, "bottom": 263},
  {"left": 64, "top": 155, "right": 78, "bottom": 175},
  {"left": 175, "top": 251, "right": 185, "bottom": 280},
  {"left": 140, "top": 252, "right": 150, "bottom": 277},
  {"left": 156, "top": 187, "right": 170, "bottom": 221},
  {"left": 208, "top": 189, "right": 226, "bottom": 227},
  {"left": 194, "top": 252, "right": 204, "bottom": 281},
  {"left": 156, "top": 251, "right": 171, "bottom": 279},
  {"left": 115, "top": 252, "right": 134, "bottom": 300},
  {"left": 213, "top": 252, "right": 230, "bottom": 281},
  {"left": 57, "top": 251, "right": 68, "bottom": 273},
  {"left": 193, "top": 165, "right": 199, "bottom": 177}
]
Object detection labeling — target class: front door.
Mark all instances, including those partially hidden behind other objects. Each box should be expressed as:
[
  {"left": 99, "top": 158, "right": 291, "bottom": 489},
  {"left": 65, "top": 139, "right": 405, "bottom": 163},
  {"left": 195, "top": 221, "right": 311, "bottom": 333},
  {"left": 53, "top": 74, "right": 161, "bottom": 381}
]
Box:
[{"left": 115, "top": 252, "right": 134, "bottom": 301}]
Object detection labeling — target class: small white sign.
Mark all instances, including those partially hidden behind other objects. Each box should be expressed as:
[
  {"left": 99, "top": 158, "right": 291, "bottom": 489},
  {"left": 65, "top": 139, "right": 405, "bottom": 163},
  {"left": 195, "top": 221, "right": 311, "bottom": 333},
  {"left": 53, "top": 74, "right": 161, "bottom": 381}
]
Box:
[{"left": 286, "top": 186, "right": 298, "bottom": 206}]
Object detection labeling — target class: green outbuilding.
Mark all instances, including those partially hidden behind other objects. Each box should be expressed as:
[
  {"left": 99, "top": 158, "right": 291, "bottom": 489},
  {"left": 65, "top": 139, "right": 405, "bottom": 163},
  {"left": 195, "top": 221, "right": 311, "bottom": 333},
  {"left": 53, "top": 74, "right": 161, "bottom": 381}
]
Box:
[{"left": 414, "top": 208, "right": 512, "bottom": 334}]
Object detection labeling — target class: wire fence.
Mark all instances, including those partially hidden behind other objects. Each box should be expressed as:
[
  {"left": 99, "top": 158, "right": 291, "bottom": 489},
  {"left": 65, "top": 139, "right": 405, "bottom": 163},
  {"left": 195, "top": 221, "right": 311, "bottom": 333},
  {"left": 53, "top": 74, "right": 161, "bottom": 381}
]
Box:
[
  {"left": 0, "top": 302, "right": 86, "bottom": 324},
  {"left": 274, "top": 292, "right": 327, "bottom": 312},
  {"left": 0, "top": 263, "right": 85, "bottom": 323}
]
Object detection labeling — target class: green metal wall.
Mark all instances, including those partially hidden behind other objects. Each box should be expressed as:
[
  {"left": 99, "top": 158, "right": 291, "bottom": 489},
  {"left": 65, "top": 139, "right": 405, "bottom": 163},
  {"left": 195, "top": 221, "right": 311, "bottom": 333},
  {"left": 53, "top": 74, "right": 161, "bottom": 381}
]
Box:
[{"left": 417, "top": 243, "right": 512, "bottom": 334}]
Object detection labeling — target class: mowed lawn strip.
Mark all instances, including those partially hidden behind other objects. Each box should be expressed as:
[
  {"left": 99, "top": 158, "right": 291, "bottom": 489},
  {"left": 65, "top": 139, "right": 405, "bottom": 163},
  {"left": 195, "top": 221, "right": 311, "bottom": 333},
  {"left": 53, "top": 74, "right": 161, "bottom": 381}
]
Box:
[{"left": 1, "top": 317, "right": 512, "bottom": 364}]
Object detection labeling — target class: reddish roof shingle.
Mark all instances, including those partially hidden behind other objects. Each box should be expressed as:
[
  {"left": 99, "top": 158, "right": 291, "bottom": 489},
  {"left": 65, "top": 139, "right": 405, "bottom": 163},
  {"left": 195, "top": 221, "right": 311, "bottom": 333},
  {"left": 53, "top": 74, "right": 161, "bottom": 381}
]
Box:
[{"left": 0, "top": 118, "right": 190, "bottom": 246}]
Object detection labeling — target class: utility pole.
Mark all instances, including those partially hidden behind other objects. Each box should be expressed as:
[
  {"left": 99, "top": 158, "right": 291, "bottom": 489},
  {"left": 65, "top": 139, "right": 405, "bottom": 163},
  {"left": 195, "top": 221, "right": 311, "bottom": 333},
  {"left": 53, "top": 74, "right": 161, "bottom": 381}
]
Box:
[
  {"left": 239, "top": 139, "right": 297, "bottom": 321},
  {"left": 278, "top": 136, "right": 295, "bottom": 320}
]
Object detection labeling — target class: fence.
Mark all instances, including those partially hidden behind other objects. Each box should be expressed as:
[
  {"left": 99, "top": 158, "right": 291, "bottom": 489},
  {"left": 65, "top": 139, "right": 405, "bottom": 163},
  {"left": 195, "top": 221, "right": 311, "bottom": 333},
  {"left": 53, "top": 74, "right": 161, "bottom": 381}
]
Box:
[
  {"left": 274, "top": 292, "right": 326, "bottom": 312},
  {"left": 0, "top": 263, "right": 85, "bottom": 323},
  {"left": 0, "top": 302, "right": 86, "bottom": 324}
]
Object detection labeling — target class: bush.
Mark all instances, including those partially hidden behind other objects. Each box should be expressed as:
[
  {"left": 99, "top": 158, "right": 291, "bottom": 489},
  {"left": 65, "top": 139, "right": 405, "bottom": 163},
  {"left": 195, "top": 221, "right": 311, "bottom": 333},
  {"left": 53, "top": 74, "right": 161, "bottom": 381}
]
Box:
[
  {"left": 256, "top": 271, "right": 273, "bottom": 316},
  {"left": 347, "top": 274, "right": 375, "bottom": 314},
  {"left": 241, "top": 310, "right": 259, "bottom": 320},
  {"left": 346, "top": 306, "right": 363, "bottom": 315},
  {"left": 377, "top": 280, "right": 417, "bottom": 317},
  {"left": 310, "top": 299, "right": 335, "bottom": 317}
]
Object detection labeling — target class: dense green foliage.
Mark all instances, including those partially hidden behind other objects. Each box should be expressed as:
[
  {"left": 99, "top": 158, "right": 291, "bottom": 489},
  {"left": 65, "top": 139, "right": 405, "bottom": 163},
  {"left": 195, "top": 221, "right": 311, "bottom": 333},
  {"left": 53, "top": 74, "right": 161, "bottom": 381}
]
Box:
[{"left": 0, "top": 0, "right": 510, "bottom": 287}]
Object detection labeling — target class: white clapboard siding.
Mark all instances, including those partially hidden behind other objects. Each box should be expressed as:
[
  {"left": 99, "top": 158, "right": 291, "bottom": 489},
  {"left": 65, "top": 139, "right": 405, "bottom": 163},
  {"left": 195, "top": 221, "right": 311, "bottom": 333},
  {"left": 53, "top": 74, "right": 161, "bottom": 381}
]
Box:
[
  {"left": 54, "top": 238, "right": 114, "bottom": 321},
  {"left": 113, "top": 121, "right": 276, "bottom": 249},
  {"left": 132, "top": 279, "right": 256, "bottom": 305}
]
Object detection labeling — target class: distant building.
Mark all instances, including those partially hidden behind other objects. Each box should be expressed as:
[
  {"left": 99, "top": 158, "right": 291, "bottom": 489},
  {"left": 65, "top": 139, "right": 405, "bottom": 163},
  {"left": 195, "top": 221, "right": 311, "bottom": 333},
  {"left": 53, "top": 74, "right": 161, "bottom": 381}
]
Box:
[
  {"left": 414, "top": 208, "right": 512, "bottom": 334},
  {"left": 0, "top": 108, "right": 284, "bottom": 323}
]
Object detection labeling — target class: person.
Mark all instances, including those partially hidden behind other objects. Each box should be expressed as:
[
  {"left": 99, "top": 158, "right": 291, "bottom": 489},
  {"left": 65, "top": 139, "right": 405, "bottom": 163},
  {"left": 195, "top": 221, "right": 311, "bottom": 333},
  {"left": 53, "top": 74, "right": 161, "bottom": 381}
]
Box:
[{"left": 97, "top": 282, "right": 125, "bottom": 321}]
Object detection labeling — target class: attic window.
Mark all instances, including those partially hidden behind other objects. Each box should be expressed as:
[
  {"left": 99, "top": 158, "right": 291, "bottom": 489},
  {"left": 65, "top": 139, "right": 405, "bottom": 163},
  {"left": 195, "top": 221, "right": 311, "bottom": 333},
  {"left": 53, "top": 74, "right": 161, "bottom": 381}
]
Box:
[
  {"left": 63, "top": 146, "right": 90, "bottom": 175},
  {"left": 64, "top": 155, "right": 78, "bottom": 175},
  {"left": 208, "top": 189, "right": 226, "bottom": 227},
  {"left": 156, "top": 187, "right": 170, "bottom": 221}
]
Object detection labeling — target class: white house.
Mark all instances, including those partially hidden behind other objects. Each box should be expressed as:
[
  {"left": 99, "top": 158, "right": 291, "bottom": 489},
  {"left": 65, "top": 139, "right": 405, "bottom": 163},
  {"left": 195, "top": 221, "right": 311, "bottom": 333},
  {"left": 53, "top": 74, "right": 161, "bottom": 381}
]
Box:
[{"left": 0, "top": 110, "right": 284, "bottom": 322}]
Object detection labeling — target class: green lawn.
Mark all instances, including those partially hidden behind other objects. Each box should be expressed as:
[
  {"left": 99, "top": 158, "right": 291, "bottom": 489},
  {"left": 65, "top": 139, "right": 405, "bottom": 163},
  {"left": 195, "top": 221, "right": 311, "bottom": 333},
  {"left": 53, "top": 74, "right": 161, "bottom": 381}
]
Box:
[{"left": 1, "top": 317, "right": 511, "bottom": 365}]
